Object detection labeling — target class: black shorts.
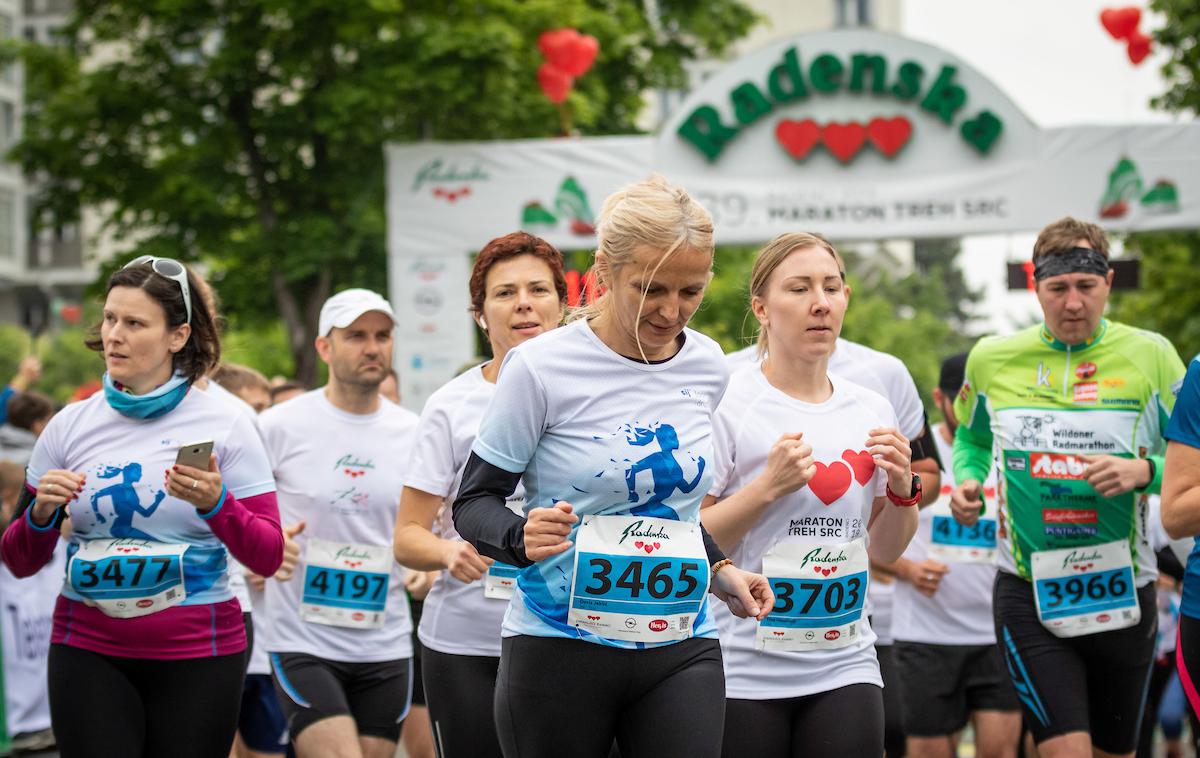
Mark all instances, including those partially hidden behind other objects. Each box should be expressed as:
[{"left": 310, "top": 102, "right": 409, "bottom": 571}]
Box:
[
  {"left": 497, "top": 634, "right": 725, "bottom": 758},
  {"left": 409, "top": 598, "right": 426, "bottom": 707},
  {"left": 993, "top": 570, "right": 1156, "bottom": 753},
  {"left": 270, "top": 652, "right": 412, "bottom": 743},
  {"left": 238, "top": 673, "right": 288, "bottom": 754},
  {"left": 724, "top": 683, "right": 883, "bottom": 757},
  {"left": 894, "top": 641, "right": 1019, "bottom": 735}
]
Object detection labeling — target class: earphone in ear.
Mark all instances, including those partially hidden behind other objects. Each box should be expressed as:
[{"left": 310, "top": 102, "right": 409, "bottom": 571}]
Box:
[{"left": 478, "top": 315, "right": 488, "bottom": 331}]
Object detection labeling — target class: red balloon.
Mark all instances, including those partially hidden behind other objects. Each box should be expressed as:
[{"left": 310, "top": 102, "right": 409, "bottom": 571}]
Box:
[
  {"left": 1100, "top": 7, "right": 1141, "bottom": 40},
  {"left": 561, "top": 35, "right": 599, "bottom": 77},
  {"left": 60, "top": 303, "right": 82, "bottom": 324},
  {"left": 538, "top": 63, "right": 573, "bottom": 104},
  {"left": 538, "top": 28, "right": 600, "bottom": 78},
  {"left": 538, "top": 29, "right": 580, "bottom": 70},
  {"left": 1127, "top": 30, "right": 1152, "bottom": 64}
]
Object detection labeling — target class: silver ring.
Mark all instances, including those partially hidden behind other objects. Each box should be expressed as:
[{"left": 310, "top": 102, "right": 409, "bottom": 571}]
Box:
[
  {"left": 925, "top": 573, "right": 934, "bottom": 581},
  {"left": 190, "top": 478, "right": 198, "bottom": 490}
]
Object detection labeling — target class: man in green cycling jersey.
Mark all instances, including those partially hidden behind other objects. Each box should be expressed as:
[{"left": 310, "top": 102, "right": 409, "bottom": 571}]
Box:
[{"left": 951, "top": 217, "right": 1186, "bottom": 758}]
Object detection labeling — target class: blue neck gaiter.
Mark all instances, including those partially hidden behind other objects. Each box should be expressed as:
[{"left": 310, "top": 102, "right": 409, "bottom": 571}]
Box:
[{"left": 102, "top": 372, "right": 190, "bottom": 420}]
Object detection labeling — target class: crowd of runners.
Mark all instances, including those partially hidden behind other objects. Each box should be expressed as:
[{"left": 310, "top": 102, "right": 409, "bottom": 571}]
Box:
[{"left": 0, "top": 174, "right": 1198, "bottom": 758}]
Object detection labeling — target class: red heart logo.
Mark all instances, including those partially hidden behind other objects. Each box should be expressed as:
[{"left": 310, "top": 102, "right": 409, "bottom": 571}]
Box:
[
  {"left": 634, "top": 541, "right": 644, "bottom": 549},
  {"left": 644, "top": 545, "right": 654, "bottom": 554},
  {"left": 866, "top": 117, "right": 912, "bottom": 158},
  {"left": 829, "top": 566, "right": 837, "bottom": 574},
  {"left": 1100, "top": 7, "right": 1141, "bottom": 40},
  {"left": 821, "top": 568, "right": 832, "bottom": 576},
  {"left": 587, "top": 615, "right": 601, "bottom": 621},
  {"left": 775, "top": 119, "right": 821, "bottom": 161},
  {"left": 821, "top": 122, "right": 866, "bottom": 163},
  {"left": 1127, "top": 31, "right": 1152, "bottom": 64},
  {"left": 813, "top": 566, "right": 823, "bottom": 574},
  {"left": 773, "top": 631, "right": 785, "bottom": 636},
  {"left": 809, "top": 461, "right": 852, "bottom": 505},
  {"left": 841, "top": 449, "right": 876, "bottom": 486},
  {"left": 1087, "top": 563, "right": 1094, "bottom": 569},
  {"left": 653, "top": 542, "right": 661, "bottom": 550}
]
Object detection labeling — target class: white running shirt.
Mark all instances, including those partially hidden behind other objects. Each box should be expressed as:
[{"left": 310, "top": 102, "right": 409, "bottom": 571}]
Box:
[
  {"left": 709, "top": 366, "right": 893, "bottom": 699},
  {"left": 891, "top": 423, "right": 998, "bottom": 645},
  {"left": 259, "top": 390, "right": 419, "bottom": 662}
]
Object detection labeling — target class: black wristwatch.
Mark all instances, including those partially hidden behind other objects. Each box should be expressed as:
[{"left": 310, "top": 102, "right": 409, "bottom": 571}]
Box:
[{"left": 909, "top": 474, "right": 922, "bottom": 500}]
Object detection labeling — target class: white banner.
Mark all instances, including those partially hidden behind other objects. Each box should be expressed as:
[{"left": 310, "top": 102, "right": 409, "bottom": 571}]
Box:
[{"left": 386, "top": 29, "right": 1200, "bottom": 409}]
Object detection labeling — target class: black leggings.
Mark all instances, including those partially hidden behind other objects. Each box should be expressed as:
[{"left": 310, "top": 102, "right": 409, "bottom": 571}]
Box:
[
  {"left": 722, "top": 683, "right": 884, "bottom": 758},
  {"left": 423, "top": 649, "right": 502, "bottom": 758},
  {"left": 496, "top": 635, "right": 725, "bottom": 758},
  {"left": 48, "top": 643, "right": 245, "bottom": 758}
]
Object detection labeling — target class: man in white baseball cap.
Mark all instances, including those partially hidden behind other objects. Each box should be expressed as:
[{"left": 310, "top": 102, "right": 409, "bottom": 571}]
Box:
[
  {"left": 259, "top": 287, "right": 420, "bottom": 758},
  {"left": 317, "top": 288, "right": 398, "bottom": 338}
]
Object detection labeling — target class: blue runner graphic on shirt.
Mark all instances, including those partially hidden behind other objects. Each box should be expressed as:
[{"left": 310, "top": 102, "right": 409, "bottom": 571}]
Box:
[
  {"left": 89, "top": 462, "right": 164, "bottom": 540},
  {"left": 624, "top": 425, "right": 706, "bottom": 520},
  {"left": 570, "top": 422, "right": 707, "bottom": 522}
]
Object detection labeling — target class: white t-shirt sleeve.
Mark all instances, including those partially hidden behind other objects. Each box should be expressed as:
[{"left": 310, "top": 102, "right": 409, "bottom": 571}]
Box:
[
  {"left": 708, "top": 399, "right": 738, "bottom": 498},
  {"left": 23, "top": 412, "right": 66, "bottom": 489},
  {"left": 886, "top": 362, "right": 925, "bottom": 441},
  {"left": 217, "top": 411, "right": 276, "bottom": 499},
  {"left": 472, "top": 350, "right": 549, "bottom": 475},
  {"left": 404, "top": 399, "right": 457, "bottom": 498}
]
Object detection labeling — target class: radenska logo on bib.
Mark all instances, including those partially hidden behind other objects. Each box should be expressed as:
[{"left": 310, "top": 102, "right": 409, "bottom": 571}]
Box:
[
  {"left": 1060, "top": 548, "right": 1102, "bottom": 571},
  {"left": 798, "top": 547, "right": 848, "bottom": 571},
  {"left": 619, "top": 519, "right": 671, "bottom": 546}
]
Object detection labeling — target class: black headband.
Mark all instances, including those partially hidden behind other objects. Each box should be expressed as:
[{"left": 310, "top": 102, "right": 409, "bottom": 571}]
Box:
[{"left": 1033, "top": 246, "right": 1111, "bottom": 281}]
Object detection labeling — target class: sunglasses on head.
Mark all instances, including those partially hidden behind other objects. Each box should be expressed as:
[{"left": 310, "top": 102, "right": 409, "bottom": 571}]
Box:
[{"left": 123, "top": 255, "right": 192, "bottom": 324}]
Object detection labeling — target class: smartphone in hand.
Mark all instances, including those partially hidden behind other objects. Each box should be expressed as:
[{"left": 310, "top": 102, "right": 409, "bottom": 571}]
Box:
[{"left": 175, "top": 440, "right": 214, "bottom": 470}]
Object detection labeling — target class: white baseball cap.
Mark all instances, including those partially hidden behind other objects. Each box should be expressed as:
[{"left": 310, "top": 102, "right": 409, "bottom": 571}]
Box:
[{"left": 318, "top": 289, "right": 397, "bottom": 336}]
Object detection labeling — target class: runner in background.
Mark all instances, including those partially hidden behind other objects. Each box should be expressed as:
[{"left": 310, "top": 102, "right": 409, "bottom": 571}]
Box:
[
  {"left": 1162, "top": 352, "right": 1200, "bottom": 735},
  {"left": 259, "top": 289, "right": 420, "bottom": 758},
  {"left": 394, "top": 231, "right": 567, "bottom": 758},
  {"left": 0, "top": 357, "right": 42, "bottom": 428},
  {"left": 703, "top": 232, "right": 918, "bottom": 757},
  {"left": 453, "top": 176, "right": 773, "bottom": 758},
  {"left": 954, "top": 218, "right": 1185, "bottom": 758},
  {"left": 269, "top": 382, "right": 306, "bottom": 407},
  {"left": 888, "top": 352, "right": 1020, "bottom": 758}
]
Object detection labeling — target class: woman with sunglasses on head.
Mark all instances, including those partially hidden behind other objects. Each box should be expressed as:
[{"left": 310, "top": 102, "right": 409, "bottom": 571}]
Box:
[
  {"left": 392, "top": 231, "right": 568, "bottom": 758},
  {"left": 452, "top": 176, "right": 774, "bottom": 758},
  {"left": 1, "top": 256, "right": 284, "bottom": 758},
  {"left": 701, "top": 233, "right": 919, "bottom": 757}
]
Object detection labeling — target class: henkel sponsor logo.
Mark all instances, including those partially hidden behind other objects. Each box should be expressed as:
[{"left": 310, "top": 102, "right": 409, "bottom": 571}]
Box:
[
  {"left": 1074, "top": 382, "right": 1098, "bottom": 404},
  {"left": 352, "top": 612, "right": 365, "bottom": 622},
  {"left": 1098, "top": 614, "right": 1111, "bottom": 623},
  {"left": 136, "top": 599, "right": 154, "bottom": 609},
  {"left": 824, "top": 630, "right": 841, "bottom": 641},
  {"left": 1043, "top": 509, "right": 1099, "bottom": 524},
  {"left": 1076, "top": 362, "right": 1097, "bottom": 380},
  {"left": 1031, "top": 453, "right": 1088, "bottom": 480},
  {"left": 649, "top": 619, "right": 669, "bottom": 633}
]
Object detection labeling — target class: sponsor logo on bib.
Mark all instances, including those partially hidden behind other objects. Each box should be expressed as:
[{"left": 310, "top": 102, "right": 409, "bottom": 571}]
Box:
[
  {"left": 649, "top": 619, "right": 668, "bottom": 632},
  {"left": 1031, "top": 453, "right": 1088, "bottom": 480},
  {"left": 1060, "top": 548, "right": 1102, "bottom": 571},
  {"left": 1075, "top": 362, "right": 1097, "bottom": 380},
  {"left": 1043, "top": 509, "right": 1098, "bottom": 524},
  {"left": 1073, "top": 382, "right": 1098, "bottom": 404}
]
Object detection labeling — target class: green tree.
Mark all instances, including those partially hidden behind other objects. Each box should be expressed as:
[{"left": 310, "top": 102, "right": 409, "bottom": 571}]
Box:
[
  {"left": 15, "top": 0, "right": 758, "bottom": 385},
  {"left": 1109, "top": 231, "right": 1200, "bottom": 362},
  {"left": 1106, "top": 1, "right": 1200, "bottom": 363}
]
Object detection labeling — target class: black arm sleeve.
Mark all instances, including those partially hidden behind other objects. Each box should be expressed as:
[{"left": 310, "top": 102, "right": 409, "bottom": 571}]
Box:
[
  {"left": 1157, "top": 546, "right": 1186, "bottom": 583},
  {"left": 911, "top": 413, "right": 944, "bottom": 471},
  {"left": 452, "top": 452, "right": 532, "bottom": 568},
  {"left": 701, "top": 524, "right": 726, "bottom": 566}
]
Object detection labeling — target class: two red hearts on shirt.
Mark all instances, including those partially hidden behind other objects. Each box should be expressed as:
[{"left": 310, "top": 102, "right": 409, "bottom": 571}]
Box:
[{"left": 809, "top": 450, "right": 875, "bottom": 505}]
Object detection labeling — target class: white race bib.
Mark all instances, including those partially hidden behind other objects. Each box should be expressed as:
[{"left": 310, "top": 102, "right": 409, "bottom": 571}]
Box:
[
  {"left": 68, "top": 538, "right": 188, "bottom": 619},
  {"left": 927, "top": 499, "right": 997, "bottom": 565},
  {"left": 757, "top": 539, "right": 869, "bottom": 651},
  {"left": 300, "top": 538, "right": 391, "bottom": 630},
  {"left": 484, "top": 562, "right": 520, "bottom": 599},
  {"left": 567, "top": 515, "right": 709, "bottom": 643},
  {"left": 1031, "top": 539, "right": 1140, "bottom": 638}
]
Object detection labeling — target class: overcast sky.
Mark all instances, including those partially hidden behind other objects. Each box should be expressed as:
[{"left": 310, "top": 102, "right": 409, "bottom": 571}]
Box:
[{"left": 900, "top": 0, "right": 1181, "bottom": 333}]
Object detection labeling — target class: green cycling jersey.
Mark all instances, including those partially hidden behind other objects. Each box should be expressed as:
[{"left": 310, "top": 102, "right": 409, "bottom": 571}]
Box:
[{"left": 952, "top": 319, "right": 1185, "bottom": 583}]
